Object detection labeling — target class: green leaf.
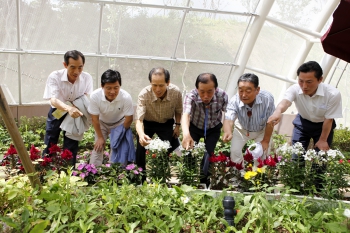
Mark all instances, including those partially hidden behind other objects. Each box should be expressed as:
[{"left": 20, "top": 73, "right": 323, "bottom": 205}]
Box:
[
  {"left": 0, "top": 216, "right": 20, "bottom": 229},
  {"left": 7, "top": 190, "right": 18, "bottom": 200},
  {"left": 22, "top": 208, "right": 30, "bottom": 223},
  {"left": 324, "top": 222, "right": 348, "bottom": 233},
  {"left": 29, "top": 220, "right": 50, "bottom": 233}
]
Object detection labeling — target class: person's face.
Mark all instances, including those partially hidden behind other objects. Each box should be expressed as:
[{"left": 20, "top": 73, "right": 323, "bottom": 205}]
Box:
[
  {"left": 298, "top": 71, "right": 322, "bottom": 97},
  {"left": 102, "top": 81, "right": 120, "bottom": 102},
  {"left": 63, "top": 57, "right": 84, "bottom": 83},
  {"left": 197, "top": 80, "right": 216, "bottom": 104},
  {"left": 238, "top": 81, "right": 259, "bottom": 106},
  {"left": 150, "top": 74, "right": 169, "bottom": 98}
]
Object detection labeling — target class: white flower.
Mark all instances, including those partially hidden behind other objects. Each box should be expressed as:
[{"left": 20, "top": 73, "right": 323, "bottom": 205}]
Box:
[
  {"left": 180, "top": 196, "right": 190, "bottom": 204},
  {"left": 344, "top": 209, "right": 350, "bottom": 218},
  {"left": 303, "top": 149, "right": 317, "bottom": 161},
  {"left": 145, "top": 137, "right": 171, "bottom": 152}
]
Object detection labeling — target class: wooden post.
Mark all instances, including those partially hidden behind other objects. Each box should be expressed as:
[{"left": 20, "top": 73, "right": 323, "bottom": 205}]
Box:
[{"left": 0, "top": 86, "right": 41, "bottom": 188}]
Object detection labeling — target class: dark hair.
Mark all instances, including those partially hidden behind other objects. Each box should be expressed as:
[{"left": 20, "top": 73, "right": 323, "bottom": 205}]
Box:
[
  {"left": 101, "top": 69, "right": 122, "bottom": 87},
  {"left": 64, "top": 50, "right": 85, "bottom": 65},
  {"left": 195, "top": 73, "right": 218, "bottom": 89},
  {"left": 148, "top": 67, "right": 170, "bottom": 83},
  {"left": 297, "top": 61, "right": 323, "bottom": 80},
  {"left": 237, "top": 73, "right": 259, "bottom": 88}
]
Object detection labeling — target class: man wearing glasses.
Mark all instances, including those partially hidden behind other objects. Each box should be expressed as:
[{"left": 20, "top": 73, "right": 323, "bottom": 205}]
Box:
[{"left": 222, "top": 73, "right": 275, "bottom": 164}]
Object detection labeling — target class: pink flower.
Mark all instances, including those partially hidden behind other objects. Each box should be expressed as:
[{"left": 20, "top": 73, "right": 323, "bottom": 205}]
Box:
[
  {"left": 105, "top": 164, "right": 111, "bottom": 167},
  {"left": 77, "top": 163, "right": 86, "bottom": 170},
  {"left": 134, "top": 170, "right": 139, "bottom": 174},
  {"left": 126, "top": 164, "right": 136, "bottom": 170}
]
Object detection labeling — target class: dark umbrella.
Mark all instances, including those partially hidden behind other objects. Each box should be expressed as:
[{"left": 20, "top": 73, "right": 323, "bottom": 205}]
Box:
[{"left": 321, "top": 0, "right": 350, "bottom": 63}]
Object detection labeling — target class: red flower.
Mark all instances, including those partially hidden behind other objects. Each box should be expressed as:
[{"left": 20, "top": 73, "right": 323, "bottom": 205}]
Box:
[
  {"left": 264, "top": 156, "right": 276, "bottom": 167},
  {"left": 257, "top": 157, "right": 264, "bottom": 168},
  {"left": 48, "top": 144, "right": 61, "bottom": 154},
  {"left": 5, "top": 144, "right": 17, "bottom": 155},
  {"left": 339, "top": 159, "right": 344, "bottom": 164},
  {"left": 41, "top": 157, "right": 52, "bottom": 166},
  {"left": 29, "top": 145, "right": 41, "bottom": 160},
  {"left": 146, "top": 150, "right": 149, "bottom": 155},
  {"left": 152, "top": 154, "right": 156, "bottom": 159},
  {"left": 273, "top": 153, "right": 279, "bottom": 163},
  {"left": 235, "top": 162, "right": 244, "bottom": 170},
  {"left": 243, "top": 149, "right": 253, "bottom": 162},
  {"left": 19, "top": 166, "right": 24, "bottom": 171},
  {"left": 61, "top": 149, "right": 73, "bottom": 160},
  {"left": 227, "top": 160, "right": 236, "bottom": 167}
]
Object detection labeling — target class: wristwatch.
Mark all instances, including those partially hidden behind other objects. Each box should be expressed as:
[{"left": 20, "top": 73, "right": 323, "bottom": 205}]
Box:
[{"left": 174, "top": 123, "right": 181, "bottom": 126}]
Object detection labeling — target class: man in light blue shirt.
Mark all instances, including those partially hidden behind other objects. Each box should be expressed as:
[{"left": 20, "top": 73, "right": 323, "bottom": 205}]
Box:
[{"left": 222, "top": 73, "right": 275, "bottom": 163}]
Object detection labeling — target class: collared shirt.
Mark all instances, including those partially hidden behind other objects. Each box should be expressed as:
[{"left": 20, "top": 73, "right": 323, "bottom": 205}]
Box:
[
  {"left": 225, "top": 90, "right": 275, "bottom": 132},
  {"left": 88, "top": 88, "right": 134, "bottom": 124},
  {"left": 183, "top": 88, "right": 228, "bottom": 129},
  {"left": 136, "top": 83, "right": 183, "bottom": 123},
  {"left": 43, "top": 69, "right": 93, "bottom": 106},
  {"left": 284, "top": 83, "right": 342, "bottom": 122}
]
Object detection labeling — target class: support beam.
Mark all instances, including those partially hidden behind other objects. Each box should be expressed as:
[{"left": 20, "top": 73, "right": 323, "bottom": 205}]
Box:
[
  {"left": 0, "top": 86, "right": 41, "bottom": 189},
  {"left": 225, "top": 0, "right": 275, "bottom": 98}
]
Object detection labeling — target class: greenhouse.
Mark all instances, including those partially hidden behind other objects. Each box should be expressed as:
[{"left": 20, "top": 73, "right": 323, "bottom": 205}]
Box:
[{"left": 1, "top": 0, "right": 350, "bottom": 232}]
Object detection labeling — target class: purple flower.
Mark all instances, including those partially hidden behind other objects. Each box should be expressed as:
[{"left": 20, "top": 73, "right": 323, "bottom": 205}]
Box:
[
  {"left": 80, "top": 173, "right": 86, "bottom": 179},
  {"left": 72, "top": 171, "right": 78, "bottom": 176},
  {"left": 104, "top": 151, "right": 110, "bottom": 157},
  {"left": 77, "top": 163, "right": 86, "bottom": 171},
  {"left": 105, "top": 164, "right": 111, "bottom": 167},
  {"left": 91, "top": 168, "right": 97, "bottom": 174},
  {"left": 138, "top": 167, "right": 143, "bottom": 172},
  {"left": 126, "top": 164, "right": 135, "bottom": 170},
  {"left": 133, "top": 170, "right": 139, "bottom": 174}
]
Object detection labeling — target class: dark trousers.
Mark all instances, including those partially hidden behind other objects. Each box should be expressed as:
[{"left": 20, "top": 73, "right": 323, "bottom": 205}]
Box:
[
  {"left": 136, "top": 119, "right": 178, "bottom": 172},
  {"left": 43, "top": 107, "right": 79, "bottom": 166},
  {"left": 292, "top": 114, "right": 336, "bottom": 152},
  {"left": 189, "top": 122, "right": 222, "bottom": 183},
  {"left": 291, "top": 114, "right": 336, "bottom": 190}
]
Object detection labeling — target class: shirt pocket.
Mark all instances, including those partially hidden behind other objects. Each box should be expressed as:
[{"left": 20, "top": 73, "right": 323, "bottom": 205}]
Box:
[{"left": 313, "top": 105, "right": 327, "bottom": 117}]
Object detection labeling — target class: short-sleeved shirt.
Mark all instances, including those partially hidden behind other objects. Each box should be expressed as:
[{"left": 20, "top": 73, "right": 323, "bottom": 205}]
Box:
[
  {"left": 284, "top": 83, "right": 342, "bottom": 122},
  {"left": 136, "top": 83, "right": 183, "bottom": 123},
  {"left": 183, "top": 88, "right": 228, "bottom": 129},
  {"left": 43, "top": 69, "right": 93, "bottom": 106},
  {"left": 88, "top": 88, "right": 134, "bottom": 124},
  {"left": 225, "top": 90, "right": 275, "bottom": 132}
]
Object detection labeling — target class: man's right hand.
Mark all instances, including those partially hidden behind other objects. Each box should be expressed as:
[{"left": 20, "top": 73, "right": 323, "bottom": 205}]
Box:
[
  {"left": 267, "top": 112, "right": 281, "bottom": 126},
  {"left": 94, "top": 137, "right": 105, "bottom": 153},
  {"left": 222, "top": 132, "right": 233, "bottom": 143},
  {"left": 68, "top": 106, "right": 83, "bottom": 118},
  {"left": 182, "top": 134, "right": 194, "bottom": 150},
  {"left": 139, "top": 134, "right": 152, "bottom": 147}
]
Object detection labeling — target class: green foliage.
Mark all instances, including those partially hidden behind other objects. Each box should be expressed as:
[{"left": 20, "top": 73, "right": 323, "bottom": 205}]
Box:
[{"left": 333, "top": 125, "right": 350, "bottom": 159}]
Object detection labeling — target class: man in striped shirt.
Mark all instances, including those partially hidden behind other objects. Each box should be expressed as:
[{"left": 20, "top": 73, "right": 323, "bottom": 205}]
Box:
[
  {"left": 222, "top": 73, "right": 275, "bottom": 164},
  {"left": 182, "top": 73, "right": 228, "bottom": 183}
]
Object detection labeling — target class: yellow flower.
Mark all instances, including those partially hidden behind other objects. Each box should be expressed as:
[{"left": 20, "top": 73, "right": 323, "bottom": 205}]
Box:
[
  {"left": 257, "top": 167, "right": 265, "bottom": 173},
  {"left": 244, "top": 171, "right": 257, "bottom": 180}
]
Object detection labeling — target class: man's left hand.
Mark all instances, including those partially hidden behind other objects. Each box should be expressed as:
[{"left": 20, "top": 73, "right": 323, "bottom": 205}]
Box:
[
  {"left": 173, "top": 125, "right": 180, "bottom": 138},
  {"left": 314, "top": 140, "right": 330, "bottom": 151},
  {"left": 260, "top": 140, "right": 269, "bottom": 152}
]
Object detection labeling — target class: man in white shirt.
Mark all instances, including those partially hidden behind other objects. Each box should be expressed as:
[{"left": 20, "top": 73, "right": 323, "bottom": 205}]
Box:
[
  {"left": 43, "top": 50, "right": 93, "bottom": 165},
  {"left": 268, "top": 61, "right": 342, "bottom": 152},
  {"left": 88, "top": 69, "right": 134, "bottom": 166}
]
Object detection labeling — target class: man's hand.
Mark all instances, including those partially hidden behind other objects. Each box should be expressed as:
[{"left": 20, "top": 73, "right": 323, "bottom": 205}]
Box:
[
  {"left": 94, "top": 137, "right": 105, "bottom": 153},
  {"left": 260, "top": 140, "right": 269, "bottom": 152},
  {"left": 139, "top": 134, "right": 152, "bottom": 147},
  {"left": 267, "top": 112, "right": 281, "bottom": 126},
  {"left": 68, "top": 106, "right": 83, "bottom": 118},
  {"left": 173, "top": 125, "right": 180, "bottom": 138},
  {"left": 222, "top": 132, "right": 232, "bottom": 143},
  {"left": 314, "top": 140, "right": 330, "bottom": 151},
  {"left": 182, "top": 134, "right": 194, "bottom": 150}
]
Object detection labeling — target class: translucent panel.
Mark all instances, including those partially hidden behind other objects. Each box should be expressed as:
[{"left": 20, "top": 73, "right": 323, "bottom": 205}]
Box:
[
  {"left": 171, "top": 63, "right": 232, "bottom": 95},
  {"left": 248, "top": 22, "right": 304, "bottom": 77},
  {"left": 100, "top": 5, "right": 181, "bottom": 57},
  {"left": 270, "top": 0, "right": 326, "bottom": 28},
  {"left": 20, "top": 1, "right": 99, "bottom": 52},
  {"left": 191, "top": 0, "right": 260, "bottom": 12},
  {"left": 328, "top": 60, "right": 350, "bottom": 127},
  {"left": 177, "top": 12, "right": 249, "bottom": 62},
  {"left": 0, "top": 53, "right": 19, "bottom": 104},
  {"left": 305, "top": 43, "right": 325, "bottom": 63},
  {"left": 0, "top": 0, "right": 17, "bottom": 49},
  {"left": 19, "top": 54, "right": 98, "bottom": 104},
  {"left": 95, "top": 57, "right": 173, "bottom": 102}
]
